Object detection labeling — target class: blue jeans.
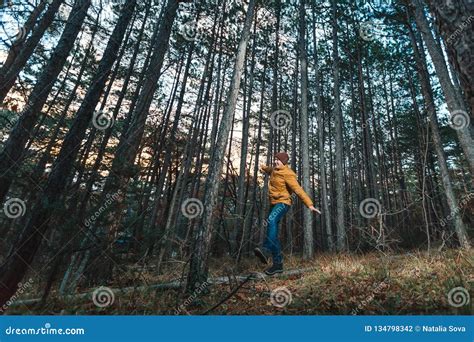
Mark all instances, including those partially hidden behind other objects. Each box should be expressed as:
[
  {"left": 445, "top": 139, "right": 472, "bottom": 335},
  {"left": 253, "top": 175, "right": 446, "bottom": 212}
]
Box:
[{"left": 263, "top": 203, "right": 290, "bottom": 265}]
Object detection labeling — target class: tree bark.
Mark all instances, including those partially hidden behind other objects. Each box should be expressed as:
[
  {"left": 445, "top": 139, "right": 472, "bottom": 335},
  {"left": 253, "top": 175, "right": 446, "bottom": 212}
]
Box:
[
  {"left": 299, "top": 0, "right": 314, "bottom": 259},
  {"left": 235, "top": 17, "right": 256, "bottom": 259},
  {"left": 406, "top": 18, "right": 471, "bottom": 249},
  {"left": 311, "top": 0, "right": 333, "bottom": 251},
  {"left": 94, "top": 0, "right": 178, "bottom": 246},
  {"left": 331, "top": 0, "right": 346, "bottom": 251},
  {"left": 0, "top": 0, "right": 90, "bottom": 204},
  {"left": 186, "top": 0, "right": 257, "bottom": 293},
  {"left": 0, "top": 0, "right": 64, "bottom": 101},
  {"left": 412, "top": 0, "right": 474, "bottom": 175},
  {"left": 0, "top": 0, "right": 137, "bottom": 308},
  {"left": 425, "top": 0, "right": 474, "bottom": 117}
]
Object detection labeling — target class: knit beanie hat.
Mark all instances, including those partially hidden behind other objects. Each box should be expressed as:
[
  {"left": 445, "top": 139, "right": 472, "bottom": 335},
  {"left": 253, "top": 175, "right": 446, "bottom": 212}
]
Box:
[{"left": 275, "top": 152, "right": 289, "bottom": 165}]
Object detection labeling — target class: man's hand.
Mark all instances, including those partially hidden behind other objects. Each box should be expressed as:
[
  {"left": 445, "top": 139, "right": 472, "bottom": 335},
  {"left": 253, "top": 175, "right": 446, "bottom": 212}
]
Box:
[{"left": 309, "top": 206, "right": 321, "bottom": 214}]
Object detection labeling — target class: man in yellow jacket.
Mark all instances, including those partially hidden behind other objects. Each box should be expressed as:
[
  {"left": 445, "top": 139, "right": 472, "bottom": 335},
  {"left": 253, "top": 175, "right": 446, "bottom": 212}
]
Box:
[{"left": 255, "top": 152, "right": 320, "bottom": 275}]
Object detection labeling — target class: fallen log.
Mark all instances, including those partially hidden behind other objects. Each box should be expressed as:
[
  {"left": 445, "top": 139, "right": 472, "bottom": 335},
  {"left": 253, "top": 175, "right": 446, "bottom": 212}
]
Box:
[{"left": 10, "top": 267, "right": 315, "bottom": 308}]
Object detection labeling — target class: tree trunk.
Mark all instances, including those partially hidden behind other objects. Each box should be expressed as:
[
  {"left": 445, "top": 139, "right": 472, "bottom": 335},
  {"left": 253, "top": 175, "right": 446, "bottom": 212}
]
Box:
[
  {"left": 331, "top": 0, "right": 346, "bottom": 251},
  {"left": 0, "top": 0, "right": 137, "bottom": 308},
  {"left": 425, "top": 0, "right": 474, "bottom": 117},
  {"left": 298, "top": 0, "right": 314, "bottom": 259},
  {"left": 0, "top": 0, "right": 91, "bottom": 204},
  {"left": 412, "top": 0, "right": 474, "bottom": 175},
  {"left": 311, "top": 0, "right": 333, "bottom": 251},
  {"left": 407, "top": 18, "right": 471, "bottom": 249},
  {"left": 94, "top": 0, "right": 178, "bottom": 247},
  {"left": 235, "top": 17, "right": 256, "bottom": 259},
  {"left": 0, "top": 0, "right": 64, "bottom": 101},
  {"left": 186, "top": 0, "right": 257, "bottom": 293}
]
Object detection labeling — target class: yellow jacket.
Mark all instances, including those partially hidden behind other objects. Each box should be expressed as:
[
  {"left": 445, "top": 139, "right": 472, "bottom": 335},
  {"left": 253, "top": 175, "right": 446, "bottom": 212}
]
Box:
[{"left": 261, "top": 164, "right": 314, "bottom": 208}]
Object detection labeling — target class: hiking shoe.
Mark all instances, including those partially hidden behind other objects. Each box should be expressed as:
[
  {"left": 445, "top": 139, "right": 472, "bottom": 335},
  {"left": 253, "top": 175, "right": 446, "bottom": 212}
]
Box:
[
  {"left": 265, "top": 263, "right": 283, "bottom": 275},
  {"left": 254, "top": 247, "right": 269, "bottom": 265}
]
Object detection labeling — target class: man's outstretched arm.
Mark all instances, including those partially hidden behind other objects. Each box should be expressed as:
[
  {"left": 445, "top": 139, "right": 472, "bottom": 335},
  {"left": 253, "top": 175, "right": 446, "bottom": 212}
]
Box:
[{"left": 285, "top": 173, "right": 321, "bottom": 213}]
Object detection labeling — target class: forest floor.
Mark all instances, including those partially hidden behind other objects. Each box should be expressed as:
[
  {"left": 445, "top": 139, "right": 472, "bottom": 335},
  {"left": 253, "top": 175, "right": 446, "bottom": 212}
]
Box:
[{"left": 7, "top": 248, "right": 473, "bottom": 315}]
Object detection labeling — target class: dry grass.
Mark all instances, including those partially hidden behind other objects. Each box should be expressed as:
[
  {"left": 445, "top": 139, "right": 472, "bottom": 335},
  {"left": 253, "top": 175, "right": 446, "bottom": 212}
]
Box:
[{"left": 6, "top": 248, "right": 473, "bottom": 315}]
